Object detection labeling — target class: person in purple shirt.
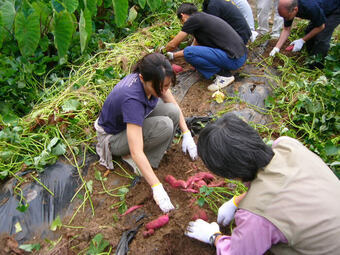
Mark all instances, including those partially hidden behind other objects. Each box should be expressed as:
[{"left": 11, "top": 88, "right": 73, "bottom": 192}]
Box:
[
  {"left": 95, "top": 53, "right": 197, "bottom": 213},
  {"left": 185, "top": 113, "right": 340, "bottom": 254},
  {"left": 270, "top": 0, "right": 340, "bottom": 61}
]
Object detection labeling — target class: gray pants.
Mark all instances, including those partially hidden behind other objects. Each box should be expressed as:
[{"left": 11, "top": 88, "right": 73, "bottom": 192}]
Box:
[{"left": 109, "top": 100, "right": 180, "bottom": 168}]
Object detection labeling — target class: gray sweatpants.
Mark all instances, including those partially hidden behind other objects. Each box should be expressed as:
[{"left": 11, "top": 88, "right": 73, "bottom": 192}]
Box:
[{"left": 109, "top": 99, "right": 180, "bottom": 168}]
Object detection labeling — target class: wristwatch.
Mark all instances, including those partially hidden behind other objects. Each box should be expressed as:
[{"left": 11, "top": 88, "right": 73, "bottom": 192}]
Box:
[{"left": 209, "top": 232, "right": 222, "bottom": 246}]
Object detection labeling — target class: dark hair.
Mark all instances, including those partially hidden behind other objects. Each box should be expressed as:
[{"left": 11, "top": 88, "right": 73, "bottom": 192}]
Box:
[
  {"left": 132, "top": 53, "right": 175, "bottom": 97},
  {"left": 197, "top": 113, "right": 274, "bottom": 182},
  {"left": 177, "top": 3, "right": 198, "bottom": 20},
  {"left": 202, "top": 0, "right": 210, "bottom": 12}
]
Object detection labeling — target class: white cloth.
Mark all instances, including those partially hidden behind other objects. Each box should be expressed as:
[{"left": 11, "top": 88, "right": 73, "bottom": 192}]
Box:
[
  {"left": 94, "top": 119, "right": 114, "bottom": 170},
  {"left": 257, "top": 0, "right": 283, "bottom": 36},
  {"left": 186, "top": 219, "right": 220, "bottom": 244},
  {"left": 217, "top": 197, "right": 238, "bottom": 226},
  {"left": 233, "top": 0, "right": 255, "bottom": 31}
]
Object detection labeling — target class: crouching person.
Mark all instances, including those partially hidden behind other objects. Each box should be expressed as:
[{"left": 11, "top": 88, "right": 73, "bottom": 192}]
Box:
[
  {"left": 95, "top": 53, "right": 197, "bottom": 213},
  {"left": 186, "top": 113, "right": 340, "bottom": 254}
]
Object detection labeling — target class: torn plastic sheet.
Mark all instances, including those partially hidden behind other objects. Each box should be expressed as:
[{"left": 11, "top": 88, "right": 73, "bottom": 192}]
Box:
[
  {"left": 115, "top": 223, "right": 142, "bottom": 255},
  {"left": 0, "top": 161, "right": 81, "bottom": 243},
  {"left": 177, "top": 116, "right": 214, "bottom": 136}
]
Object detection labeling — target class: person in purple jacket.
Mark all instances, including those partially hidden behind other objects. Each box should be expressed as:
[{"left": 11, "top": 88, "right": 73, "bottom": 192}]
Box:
[
  {"left": 186, "top": 113, "right": 340, "bottom": 254},
  {"left": 95, "top": 53, "right": 197, "bottom": 213}
]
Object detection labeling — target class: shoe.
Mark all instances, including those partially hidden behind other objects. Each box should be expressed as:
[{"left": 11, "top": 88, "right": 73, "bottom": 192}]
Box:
[
  {"left": 207, "top": 75, "right": 235, "bottom": 92},
  {"left": 122, "top": 157, "right": 142, "bottom": 176}
]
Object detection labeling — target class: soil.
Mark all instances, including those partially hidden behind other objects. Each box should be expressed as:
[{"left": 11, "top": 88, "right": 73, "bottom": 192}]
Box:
[{"left": 1, "top": 4, "right": 304, "bottom": 254}]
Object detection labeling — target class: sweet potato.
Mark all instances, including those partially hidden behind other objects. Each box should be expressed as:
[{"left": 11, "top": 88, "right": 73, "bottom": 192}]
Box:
[
  {"left": 165, "top": 175, "right": 187, "bottom": 188},
  {"left": 192, "top": 209, "right": 208, "bottom": 221},
  {"left": 193, "top": 180, "right": 207, "bottom": 189},
  {"left": 285, "top": 45, "right": 294, "bottom": 51},
  {"left": 194, "top": 172, "right": 215, "bottom": 181},
  {"left": 182, "top": 188, "right": 199, "bottom": 193},
  {"left": 145, "top": 214, "right": 169, "bottom": 230},
  {"left": 143, "top": 228, "right": 155, "bottom": 237},
  {"left": 121, "top": 205, "right": 143, "bottom": 216},
  {"left": 172, "top": 64, "right": 183, "bottom": 74},
  {"left": 208, "top": 180, "right": 225, "bottom": 187}
]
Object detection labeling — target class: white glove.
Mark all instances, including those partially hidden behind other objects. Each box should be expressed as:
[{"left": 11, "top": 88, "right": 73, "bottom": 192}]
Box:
[
  {"left": 152, "top": 183, "right": 174, "bottom": 213},
  {"left": 166, "top": 52, "right": 174, "bottom": 60},
  {"left": 250, "top": 30, "right": 258, "bottom": 42},
  {"left": 182, "top": 131, "right": 197, "bottom": 160},
  {"left": 269, "top": 47, "right": 280, "bottom": 56},
  {"left": 290, "top": 38, "right": 305, "bottom": 52},
  {"left": 185, "top": 219, "right": 221, "bottom": 244},
  {"left": 217, "top": 196, "right": 238, "bottom": 226}
]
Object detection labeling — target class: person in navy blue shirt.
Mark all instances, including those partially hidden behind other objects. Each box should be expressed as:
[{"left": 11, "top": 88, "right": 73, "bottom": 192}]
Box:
[
  {"left": 95, "top": 53, "right": 197, "bottom": 213},
  {"left": 270, "top": 0, "right": 340, "bottom": 60}
]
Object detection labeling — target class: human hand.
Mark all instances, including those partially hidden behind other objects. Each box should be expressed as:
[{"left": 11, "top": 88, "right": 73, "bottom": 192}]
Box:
[
  {"left": 185, "top": 219, "right": 221, "bottom": 244},
  {"left": 166, "top": 52, "right": 174, "bottom": 60},
  {"left": 269, "top": 47, "right": 280, "bottom": 56},
  {"left": 152, "top": 183, "right": 174, "bottom": 213},
  {"left": 217, "top": 196, "right": 238, "bottom": 226},
  {"left": 290, "top": 38, "right": 305, "bottom": 52},
  {"left": 182, "top": 131, "right": 197, "bottom": 160}
]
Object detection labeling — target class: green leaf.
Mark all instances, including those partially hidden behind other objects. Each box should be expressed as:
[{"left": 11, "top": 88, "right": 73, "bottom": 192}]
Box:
[
  {"left": 52, "top": 0, "right": 65, "bottom": 12},
  {"left": 62, "top": 99, "right": 80, "bottom": 111},
  {"left": 53, "top": 11, "right": 74, "bottom": 60},
  {"left": 63, "top": 0, "right": 78, "bottom": 13},
  {"left": 0, "top": 13, "right": 4, "bottom": 48},
  {"left": 16, "top": 203, "right": 29, "bottom": 212},
  {"left": 87, "top": 234, "right": 109, "bottom": 254},
  {"left": 112, "top": 0, "right": 128, "bottom": 28},
  {"left": 197, "top": 197, "right": 205, "bottom": 207},
  {"left": 32, "top": 1, "right": 52, "bottom": 32},
  {"left": 146, "top": 0, "right": 160, "bottom": 11},
  {"left": 15, "top": 11, "right": 40, "bottom": 57},
  {"left": 51, "top": 143, "right": 66, "bottom": 155},
  {"left": 325, "top": 142, "right": 339, "bottom": 156},
  {"left": 87, "top": 180, "right": 93, "bottom": 193},
  {"left": 47, "top": 137, "right": 60, "bottom": 151},
  {"left": 50, "top": 216, "right": 62, "bottom": 231},
  {"left": 0, "top": 0, "right": 16, "bottom": 39},
  {"left": 79, "top": 8, "right": 92, "bottom": 53},
  {"left": 127, "top": 6, "right": 137, "bottom": 24},
  {"left": 19, "top": 243, "right": 41, "bottom": 252},
  {"left": 94, "top": 170, "right": 102, "bottom": 181},
  {"left": 138, "top": 0, "right": 146, "bottom": 9},
  {"left": 86, "top": 0, "right": 97, "bottom": 16}
]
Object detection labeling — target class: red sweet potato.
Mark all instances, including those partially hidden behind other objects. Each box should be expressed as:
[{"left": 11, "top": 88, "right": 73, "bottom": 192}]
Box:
[
  {"left": 121, "top": 205, "right": 143, "bottom": 216},
  {"left": 208, "top": 180, "right": 225, "bottom": 187},
  {"left": 182, "top": 188, "right": 199, "bottom": 193},
  {"left": 285, "top": 45, "right": 294, "bottom": 51},
  {"left": 145, "top": 214, "right": 169, "bottom": 230},
  {"left": 192, "top": 209, "right": 208, "bottom": 221},
  {"left": 193, "top": 180, "right": 208, "bottom": 189},
  {"left": 194, "top": 172, "right": 215, "bottom": 181},
  {"left": 165, "top": 175, "right": 187, "bottom": 188},
  {"left": 172, "top": 64, "right": 183, "bottom": 74},
  {"left": 143, "top": 228, "right": 155, "bottom": 237}
]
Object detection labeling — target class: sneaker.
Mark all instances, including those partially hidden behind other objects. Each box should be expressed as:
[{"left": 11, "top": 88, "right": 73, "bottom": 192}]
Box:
[
  {"left": 207, "top": 75, "right": 235, "bottom": 92},
  {"left": 122, "top": 157, "right": 142, "bottom": 176}
]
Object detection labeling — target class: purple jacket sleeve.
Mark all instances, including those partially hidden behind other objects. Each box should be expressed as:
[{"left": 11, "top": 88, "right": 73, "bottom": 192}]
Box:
[{"left": 216, "top": 209, "right": 287, "bottom": 255}]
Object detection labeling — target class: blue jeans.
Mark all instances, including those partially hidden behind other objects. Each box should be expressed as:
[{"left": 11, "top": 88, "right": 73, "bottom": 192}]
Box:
[{"left": 183, "top": 46, "right": 247, "bottom": 79}]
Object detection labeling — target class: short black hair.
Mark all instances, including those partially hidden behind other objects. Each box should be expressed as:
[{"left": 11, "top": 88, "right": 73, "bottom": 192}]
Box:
[
  {"left": 132, "top": 53, "right": 175, "bottom": 97},
  {"left": 176, "top": 3, "right": 198, "bottom": 20},
  {"left": 197, "top": 113, "right": 274, "bottom": 182}
]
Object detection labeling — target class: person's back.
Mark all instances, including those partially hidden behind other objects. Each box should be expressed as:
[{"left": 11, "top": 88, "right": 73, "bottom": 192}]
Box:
[{"left": 202, "top": 0, "right": 251, "bottom": 43}]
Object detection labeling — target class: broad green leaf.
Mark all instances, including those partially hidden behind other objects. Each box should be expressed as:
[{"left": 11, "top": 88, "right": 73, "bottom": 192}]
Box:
[
  {"left": 64, "top": 0, "right": 78, "bottom": 13},
  {"left": 138, "top": 0, "right": 146, "bottom": 9},
  {"left": 112, "top": 0, "right": 128, "bottom": 27},
  {"left": 325, "top": 142, "right": 339, "bottom": 156},
  {"left": 19, "top": 243, "right": 41, "bottom": 252},
  {"left": 127, "top": 6, "right": 137, "bottom": 24},
  {"left": 0, "top": 12, "right": 4, "bottom": 48},
  {"left": 47, "top": 137, "right": 59, "bottom": 151},
  {"left": 32, "top": 1, "right": 52, "bottom": 31},
  {"left": 52, "top": 0, "right": 65, "bottom": 12},
  {"left": 62, "top": 99, "right": 80, "bottom": 111},
  {"left": 51, "top": 143, "right": 66, "bottom": 155},
  {"left": 53, "top": 11, "right": 74, "bottom": 59},
  {"left": 86, "top": 0, "right": 97, "bottom": 16},
  {"left": 146, "top": 0, "right": 160, "bottom": 11},
  {"left": 15, "top": 11, "right": 40, "bottom": 57},
  {"left": 94, "top": 170, "right": 102, "bottom": 181},
  {"left": 16, "top": 203, "right": 29, "bottom": 212},
  {"left": 79, "top": 8, "right": 92, "bottom": 53},
  {"left": 0, "top": 0, "right": 16, "bottom": 39},
  {"left": 50, "top": 216, "right": 62, "bottom": 231},
  {"left": 86, "top": 180, "right": 93, "bottom": 193}
]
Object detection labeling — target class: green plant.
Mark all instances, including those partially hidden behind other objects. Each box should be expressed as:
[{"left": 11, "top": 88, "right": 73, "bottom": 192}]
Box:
[
  {"left": 195, "top": 180, "right": 247, "bottom": 214},
  {"left": 86, "top": 234, "right": 110, "bottom": 255}
]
